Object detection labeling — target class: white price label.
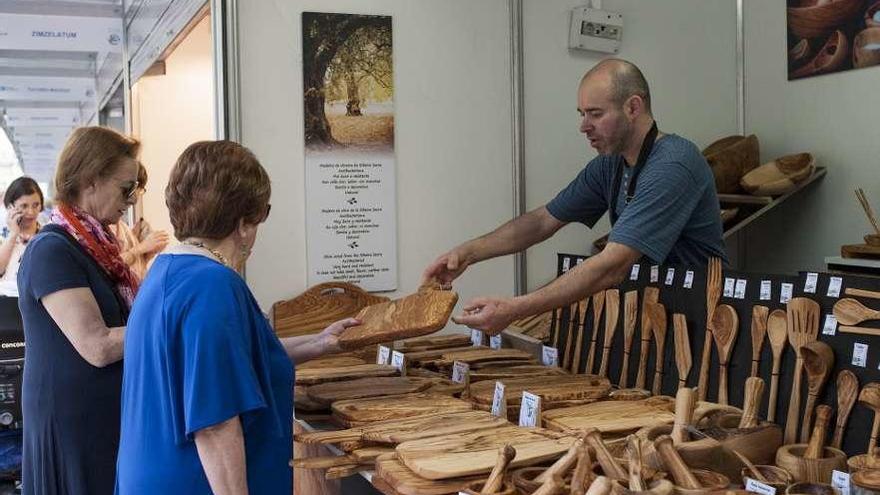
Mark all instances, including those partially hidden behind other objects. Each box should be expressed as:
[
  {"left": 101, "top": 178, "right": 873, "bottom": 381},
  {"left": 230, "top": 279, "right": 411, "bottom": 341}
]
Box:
[
  {"left": 650, "top": 265, "right": 659, "bottom": 283},
  {"left": 391, "top": 350, "right": 406, "bottom": 371},
  {"left": 471, "top": 329, "right": 483, "bottom": 347},
  {"left": 542, "top": 346, "right": 559, "bottom": 367},
  {"left": 451, "top": 361, "right": 470, "bottom": 384},
  {"left": 723, "top": 277, "right": 735, "bottom": 298},
  {"left": 827, "top": 277, "right": 843, "bottom": 298},
  {"left": 376, "top": 345, "right": 391, "bottom": 365},
  {"left": 519, "top": 391, "right": 541, "bottom": 427},
  {"left": 665, "top": 268, "right": 675, "bottom": 286},
  {"left": 683, "top": 270, "right": 695, "bottom": 289},
  {"left": 491, "top": 381, "right": 506, "bottom": 417},
  {"left": 576, "top": 258, "right": 584, "bottom": 265},
  {"left": 832, "top": 470, "right": 851, "bottom": 495},
  {"left": 780, "top": 283, "right": 794, "bottom": 304},
  {"left": 804, "top": 272, "right": 819, "bottom": 293},
  {"left": 853, "top": 342, "right": 869, "bottom": 368},
  {"left": 734, "top": 279, "right": 748, "bottom": 299},
  {"left": 489, "top": 334, "right": 502, "bottom": 349},
  {"left": 745, "top": 478, "right": 777, "bottom": 495},
  {"left": 630, "top": 264, "right": 641, "bottom": 281},
  {"left": 823, "top": 314, "right": 838, "bottom": 336},
  {"left": 760, "top": 280, "right": 772, "bottom": 301},
  {"left": 562, "top": 258, "right": 571, "bottom": 272}
]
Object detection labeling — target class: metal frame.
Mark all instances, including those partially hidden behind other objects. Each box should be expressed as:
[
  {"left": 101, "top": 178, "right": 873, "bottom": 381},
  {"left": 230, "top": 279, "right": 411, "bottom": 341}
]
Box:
[
  {"left": 509, "top": 0, "right": 526, "bottom": 295},
  {"left": 211, "top": 0, "right": 240, "bottom": 142}
]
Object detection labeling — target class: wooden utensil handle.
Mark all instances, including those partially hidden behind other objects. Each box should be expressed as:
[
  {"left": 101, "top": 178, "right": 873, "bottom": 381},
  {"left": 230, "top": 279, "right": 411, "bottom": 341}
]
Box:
[
  {"left": 697, "top": 327, "right": 714, "bottom": 402},
  {"left": 653, "top": 367, "right": 663, "bottom": 396},
  {"left": 784, "top": 358, "right": 804, "bottom": 444},
  {"left": 870, "top": 414, "right": 880, "bottom": 454},
  {"left": 840, "top": 325, "right": 880, "bottom": 337},
  {"left": 482, "top": 444, "right": 516, "bottom": 494},
  {"left": 584, "top": 429, "right": 627, "bottom": 481},
  {"left": 718, "top": 365, "right": 729, "bottom": 405},
  {"left": 677, "top": 378, "right": 686, "bottom": 390},
  {"left": 619, "top": 351, "right": 631, "bottom": 388},
  {"left": 572, "top": 326, "right": 585, "bottom": 374},
  {"left": 750, "top": 359, "right": 760, "bottom": 377},
  {"left": 768, "top": 360, "right": 781, "bottom": 422},
  {"left": 586, "top": 336, "right": 598, "bottom": 374},
  {"left": 599, "top": 347, "right": 611, "bottom": 377},
  {"left": 585, "top": 476, "right": 613, "bottom": 495},
  {"left": 654, "top": 435, "right": 702, "bottom": 489},
  {"left": 532, "top": 475, "right": 565, "bottom": 495},
  {"left": 672, "top": 387, "right": 696, "bottom": 444},
  {"left": 535, "top": 440, "right": 580, "bottom": 484},
  {"left": 739, "top": 377, "right": 765, "bottom": 429},
  {"left": 804, "top": 405, "right": 832, "bottom": 459},
  {"left": 570, "top": 444, "right": 592, "bottom": 495},
  {"left": 800, "top": 394, "right": 819, "bottom": 443},
  {"left": 635, "top": 342, "right": 650, "bottom": 389},
  {"left": 846, "top": 288, "right": 880, "bottom": 300}
]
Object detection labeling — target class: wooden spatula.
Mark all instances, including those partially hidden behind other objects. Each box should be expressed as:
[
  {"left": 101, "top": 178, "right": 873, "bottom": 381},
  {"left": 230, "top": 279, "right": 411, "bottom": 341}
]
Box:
[
  {"left": 698, "top": 257, "right": 723, "bottom": 401},
  {"left": 673, "top": 314, "right": 692, "bottom": 390},
  {"left": 711, "top": 304, "right": 739, "bottom": 405},
  {"left": 586, "top": 291, "right": 606, "bottom": 374},
  {"left": 831, "top": 370, "right": 859, "bottom": 449},
  {"left": 784, "top": 297, "right": 821, "bottom": 444},
  {"left": 766, "top": 309, "right": 788, "bottom": 423},
  {"left": 598, "top": 289, "right": 620, "bottom": 378},
  {"left": 834, "top": 298, "right": 880, "bottom": 326},
  {"left": 800, "top": 340, "right": 834, "bottom": 442},
  {"left": 571, "top": 297, "right": 591, "bottom": 374},
  {"left": 636, "top": 287, "right": 660, "bottom": 389},
  {"left": 648, "top": 302, "right": 668, "bottom": 396},
  {"left": 562, "top": 301, "right": 580, "bottom": 371},
  {"left": 750, "top": 305, "right": 770, "bottom": 377},
  {"left": 619, "top": 291, "right": 639, "bottom": 388}
]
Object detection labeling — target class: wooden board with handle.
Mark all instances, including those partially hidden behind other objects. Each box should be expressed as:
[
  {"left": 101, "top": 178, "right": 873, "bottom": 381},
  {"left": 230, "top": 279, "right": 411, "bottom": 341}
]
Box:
[
  {"left": 306, "top": 376, "right": 439, "bottom": 406},
  {"left": 396, "top": 333, "right": 473, "bottom": 352},
  {"left": 375, "top": 454, "right": 485, "bottom": 495},
  {"left": 436, "top": 348, "right": 534, "bottom": 366},
  {"left": 331, "top": 393, "right": 473, "bottom": 427},
  {"left": 469, "top": 374, "right": 611, "bottom": 406},
  {"left": 296, "top": 364, "right": 400, "bottom": 386},
  {"left": 468, "top": 365, "right": 568, "bottom": 382}
]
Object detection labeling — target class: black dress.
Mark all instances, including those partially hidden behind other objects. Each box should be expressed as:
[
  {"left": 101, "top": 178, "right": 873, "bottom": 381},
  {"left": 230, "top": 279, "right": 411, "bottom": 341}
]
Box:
[{"left": 17, "top": 225, "right": 127, "bottom": 494}]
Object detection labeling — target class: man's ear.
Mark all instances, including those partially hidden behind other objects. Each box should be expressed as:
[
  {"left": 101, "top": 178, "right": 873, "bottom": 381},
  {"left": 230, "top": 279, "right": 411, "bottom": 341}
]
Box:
[{"left": 625, "top": 95, "right": 643, "bottom": 119}]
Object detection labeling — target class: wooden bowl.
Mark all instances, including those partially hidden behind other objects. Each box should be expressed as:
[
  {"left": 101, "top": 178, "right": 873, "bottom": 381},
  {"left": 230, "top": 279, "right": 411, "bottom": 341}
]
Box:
[
  {"left": 787, "top": 0, "right": 864, "bottom": 39},
  {"left": 790, "top": 30, "right": 850, "bottom": 79},
  {"left": 511, "top": 466, "right": 572, "bottom": 494},
  {"left": 867, "top": 1, "right": 880, "bottom": 27},
  {"left": 776, "top": 444, "right": 847, "bottom": 483},
  {"left": 853, "top": 28, "right": 880, "bottom": 69},
  {"left": 847, "top": 454, "right": 880, "bottom": 472},
  {"left": 461, "top": 479, "right": 517, "bottom": 495},
  {"left": 703, "top": 135, "right": 760, "bottom": 194},
  {"left": 673, "top": 469, "right": 730, "bottom": 495},
  {"left": 742, "top": 465, "right": 795, "bottom": 493},
  {"left": 740, "top": 153, "right": 815, "bottom": 196},
  {"left": 852, "top": 469, "right": 880, "bottom": 495},
  {"left": 786, "top": 482, "right": 839, "bottom": 495}
]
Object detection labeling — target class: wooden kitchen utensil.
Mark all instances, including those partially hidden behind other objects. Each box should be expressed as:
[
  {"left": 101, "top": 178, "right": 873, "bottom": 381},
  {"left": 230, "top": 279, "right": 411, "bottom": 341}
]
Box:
[
  {"left": 674, "top": 314, "right": 692, "bottom": 390},
  {"left": 552, "top": 306, "right": 561, "bottom": 348},
  {"left": 739, "top": 377, "right": 766, "bottom": 429},
  {"left": 563, "top": 301, "right": 580, "bottom": 371},
  {"left": 698, "top": 257, "right": 723, "bottom": 402},
  {"left": 800, "top": 341, "right": 835, "bottom": 443},
  {"left": 482, "top": 445, "right": 516, "bottom": 494},
  {"left": 750, "top": 305, "right": 770, "bottom": 377},
  {"left": 672, "top": 387, "right": 697, "bottom": 444},
  {"left": 636, "top": 287, "right": 661, "bottom": 389},
  {"left": 831, "top": 370, "right": 859, "bottom": 449},
  {"left": 654, "top": 435, "right": 702, "bottom": 489},
  {"left": 784, "top": 297, "right": 821, "bottom": 444},
  {"left": 572, "top": 297, "right": 591, "bottom": 374},
  {"left": 839, "top": 326, "right": 880, "bottom": 337},
  {"left": 535, "top": 436, "right": 584, "bottom": 484},
  {"left": 711, "top": 304, "right": 739, "bottom": 405},
  {"left": 583, "top": 428, "right": 628, "bottom": 481},
  {"left": 856, "top": 187, "right": 880, "bottom": 235},
  {"left": 587, "top": 291, "right": 606, "bottom": 374},
  {"left": 620, "top": 291, "right": 639, "bottom": 388},
  {"left": 834, "top": 298, "right": 880, "bottom": 326},
  {"left": 846, "top": 288, "right": 880, "bottom": 300},
  {"left": 627, "top": 434, "right": 647, "bottom": 492},
  {"left": 649, "top": 302, "right": 669, "bottom": 396},
  {"left": 859, "top": 383, "right": 880, "bottom": 453},
  {"left": 804, "top": 405, "right": 833, "bottom": 460},
  {"left": 767, "top": 309, "right": 788, "bottom": 422},
  {"left": 599, "top": 289, "right": 620, "bottom": 378},
  {"left": 570, "top": 444, "right": 592, "bottom": 495}
]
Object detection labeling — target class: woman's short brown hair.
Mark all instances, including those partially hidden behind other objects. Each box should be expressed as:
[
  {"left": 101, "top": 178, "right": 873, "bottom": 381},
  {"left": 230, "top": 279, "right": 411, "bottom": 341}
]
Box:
[
  {"left": 54, "top": 126, "right": 140, "bottom": 204},
  {"left": 166, "top": 141, "right": 271, "bottom": 240}
]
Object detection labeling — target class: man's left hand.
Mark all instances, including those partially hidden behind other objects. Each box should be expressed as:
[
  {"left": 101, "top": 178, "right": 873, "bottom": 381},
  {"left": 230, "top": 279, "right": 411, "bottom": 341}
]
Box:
[{"left": 452, "top": 297, "right": 520, "bottom": 335}]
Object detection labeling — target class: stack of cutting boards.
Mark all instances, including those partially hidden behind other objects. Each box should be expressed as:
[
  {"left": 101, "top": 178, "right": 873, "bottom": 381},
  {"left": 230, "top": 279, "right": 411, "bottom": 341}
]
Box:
[
  {"left": 428, "top": 347, "right": 537, "bottom": 373},
  {"left": 469, "top": 374, "right": 612, "bottom": 421}
]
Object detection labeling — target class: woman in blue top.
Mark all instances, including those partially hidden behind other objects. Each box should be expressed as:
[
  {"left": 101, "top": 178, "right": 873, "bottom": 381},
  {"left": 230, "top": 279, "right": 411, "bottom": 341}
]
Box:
[{"left": 115, "top": 141, "right": 359, "bottom": 494}]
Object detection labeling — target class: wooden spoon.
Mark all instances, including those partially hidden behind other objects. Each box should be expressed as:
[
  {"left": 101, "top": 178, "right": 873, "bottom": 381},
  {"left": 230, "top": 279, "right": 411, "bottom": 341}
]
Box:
[
  {"left": 654, "top": 434, "right": 702, "bottom": 489},
  {"left": 698, "top": 257, "right": 723, "bottom": 401},
  {"left": 711, "top": 304, "right": 739, "bottom": 405},
  {"left": 619, "top": 291, "right": 639, "bottom": 388},
  {"left": 598, "top": 289, "right": 620, "bottom": 378},
  {"left": 673, "top": 314, "right": 692, "bottom": 390},
  {"left": 784, "top": 297, "right": 820, "bottom": 444},
  {"left": 859, "top": 383, "right": 880, "bottom": 453},
  {"left": 586, "top": 291, "right": 606, "bottom": 374},
  {"left": 482, "top": 444, "right": 516, "bottom": 494},
  {"left": 562, "top": 301, "right": 580, "bottom": 371},
  {"left": 831, "top": 370, "right": 859, "bottom": 449},
  {"left": 803, "top": 405, "right": 832, "bottom": 459},
  {"left": 571, "top": 297, "right": 591, "bottom": 374},
  {"left": 636, "top": 287, "right": 660, "bottom": 389},
  {"left": 800, "top": 341, "right": 834, "bottom": 443},
  {"left": 750, "top": 305, "right": 770, "bottom": 377},
  {"left": 834, "top": 298, "right": 880, "bottom": 326},
  {"left": 648, "top": 302, "right": 668, "bottom": 396},
  {"left": 739, "top": 376, "right": 766, "bottom": 429},
  {"left": 767, "top": 309, "right": 788, "bottom": 422}
]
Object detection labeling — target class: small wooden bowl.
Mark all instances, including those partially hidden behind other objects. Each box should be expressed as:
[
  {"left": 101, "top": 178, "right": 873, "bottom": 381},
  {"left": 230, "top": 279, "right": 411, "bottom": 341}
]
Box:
[
  {"left": 673, "top": 469, "right": 730, "bottom": 495},
  {"left": 852, "top": 469, "right": 880, "bottom": 495},
  {"left": 461, "top": 479, "right": 517, "bottom": 495},
  {"left": 787, "top": 0, "right": 864, "bottom": 39},
  {"left": 511, "top": 467, "right": 572, "bottom": 494},
  {"left": 853, "top": 28, "right": 880, "bottom": 69},
  {"left": 742, "top": 465, "right": 794, "bottom": 493},
  {"left": 776, "top": 444, "right": 847, "bottom": 484},
  {"left": 786, "top": 482, "right": 839, "bottom": 495}
]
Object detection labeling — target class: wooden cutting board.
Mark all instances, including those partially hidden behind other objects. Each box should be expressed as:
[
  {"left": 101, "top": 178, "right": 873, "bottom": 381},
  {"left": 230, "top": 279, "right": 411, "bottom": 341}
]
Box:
[
  {"left": 542, "top": 396, "right": 677, "bottom": 433},
  {"left": 332, "top": 393, "right": 473, "bottom": 427},
  {"left": 469, "top": 374, "right": 611, "bottom": 405},
  {"left": 338, "top": 288, "right": 459, "bottom": 349},
  {"left": 397, "top": 333, "right": 472, "bottom": 352},
  {"left": 295, "top": 364, "right": 399, "bottom": 386},
  {"left": 297, "top": 356, "right": 368, "bottom": 370},
  {"left": 468, "top": 365, "right": 568, "bottom": 382},
  {"left": 396, "top": 425, "right": 575, "bottom": 480},
  {"left": 375, "top": 454, "right": 484, "bottom": 495},
  {"left": 401, "top": 346, "right": 476, "bottom": 365},
  {"left": 295, "top": 385, "right": 329, "bottom": 411},
  {"left": 437, "top": 348, "right": 534, "bottom": 365},
  {"left": 305, "top": 377, "right": 438, "bottom": 406}
]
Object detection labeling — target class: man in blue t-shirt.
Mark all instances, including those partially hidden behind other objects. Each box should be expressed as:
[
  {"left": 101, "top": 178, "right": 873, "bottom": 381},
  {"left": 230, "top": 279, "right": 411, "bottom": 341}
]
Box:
[{"left": 422, "top": 59, "right": 727, "bottom": 334}]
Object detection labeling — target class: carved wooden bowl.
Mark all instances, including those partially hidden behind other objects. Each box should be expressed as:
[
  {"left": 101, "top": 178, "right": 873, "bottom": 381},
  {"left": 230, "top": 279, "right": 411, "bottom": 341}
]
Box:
[{"left": 787, "top": 0, "right": 864, "bottom": 39}]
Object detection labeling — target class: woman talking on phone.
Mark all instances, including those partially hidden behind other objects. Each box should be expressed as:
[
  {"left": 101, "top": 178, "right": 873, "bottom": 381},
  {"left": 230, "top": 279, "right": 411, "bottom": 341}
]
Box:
[{"left": 0, "top": 176, "right": 44, "bottom": 281}]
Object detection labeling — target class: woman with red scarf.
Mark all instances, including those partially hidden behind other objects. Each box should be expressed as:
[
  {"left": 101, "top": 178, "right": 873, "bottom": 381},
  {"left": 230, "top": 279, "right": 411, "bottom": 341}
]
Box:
[{"left": 17, "top": 126, "right": 141, "bottom": 495}]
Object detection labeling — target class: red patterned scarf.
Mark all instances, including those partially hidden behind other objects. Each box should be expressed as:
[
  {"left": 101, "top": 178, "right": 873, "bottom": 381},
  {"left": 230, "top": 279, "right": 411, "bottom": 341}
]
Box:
[{"left": 50, "top": 203, "right": 139, "bottom": 309}]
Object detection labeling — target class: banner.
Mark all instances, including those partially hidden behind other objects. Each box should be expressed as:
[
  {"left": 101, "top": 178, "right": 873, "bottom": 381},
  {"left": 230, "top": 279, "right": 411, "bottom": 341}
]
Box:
[
  {"left": 0, "top": 76, "right": 95, "bottom": 102},
  {"left": 0, "top": 14, "right": 122, "bottom": 53},
  {"left": 4, "top": 108, "right": 82, "bottom": 126}
]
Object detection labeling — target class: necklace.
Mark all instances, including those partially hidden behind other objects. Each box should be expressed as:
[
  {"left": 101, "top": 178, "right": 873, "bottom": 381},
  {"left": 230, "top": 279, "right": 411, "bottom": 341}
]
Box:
[{"left": 182, "top": 240, "right": 232, "bottom": 268}]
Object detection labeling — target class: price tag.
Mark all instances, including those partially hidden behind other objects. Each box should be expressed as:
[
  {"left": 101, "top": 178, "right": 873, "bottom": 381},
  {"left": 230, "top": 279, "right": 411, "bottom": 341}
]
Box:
[
  {"left": 391, "top": 350, "right": 406, "bottom": 371},
  {"left": 780, "top": 283, "right": 794, "bottom": 304},
  {"left": 734, "top": 279, "right": 748, "bottom": 299},
  {"left": 471, "top": 329, "right": 483, "bottom": 347},
  {"left": 760, "top": 280, "right": 772, "bottom": 301},
  {"left": 519, "top": 391, "right": 541, "bottom": 427},
  {"left": 562, "top": 258, "right": 571, "bottom": 273},
  {"left": 664, "top": 268, "right": 675, "bottom": 286},
  {"left": 650, "top": 265, "right": 659, "bottom": 283},
  {"left": 376, "top": 345, "right": 391, "bottom": 365},
  {"left": 853, "top": 342, "right": 869, "bottom": 368},
  {"left": 745, "top": 478, "right": 777, "bottom": 495},
  {"left": 491, "top": 381, "right": 506, "bottom": 417},
  {"left": 451, "top": 361, "right": 470, "bottom": 384},
  {"left": 683, "top": 270, "right": 694, "bottom": 289},
  {"left": 576, "top": 258, "right": 584, "bottom": 265},
  {"left": 822, "top": 315, "right": 838, "bottom": 336},
  {"left": 542, "top": 346, "right": 559, "bottom": 367},
  {"left": 827, "top": 276, "right": 843, "bottom": 298},
  {"left": 831, "top": 470, "right": 851, "bottom": 495},
  {"left": 630, "top": 264, "right": 640, "bottom": 281},
  {"left": 804, "top": 272, "right": 819, "bottom": 293},
  {"left": 489, "top": 334, "right": 502, "bottom": 349},
  {"left": 723, "top": 277, "right": 735, "bottom": 298}
]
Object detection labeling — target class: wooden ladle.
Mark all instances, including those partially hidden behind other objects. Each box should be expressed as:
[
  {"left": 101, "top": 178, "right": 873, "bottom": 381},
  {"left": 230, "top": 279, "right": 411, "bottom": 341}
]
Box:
[
  {"left": 711, "top": 304, "right": 739, "bottom": 405},
  {"left": 833, "top": 298, "right": 880, "bottom": 326},
  {"left": 648, "top": 302, "right": 668, "bottom": 396},
  {"left": 767, "top": 309, "right": 788, "bottom": 423},
  {"left": 750, "top": 305, "right": 770, "bottom": 377},
  {"left": 673, "top": 314, "right": 692, "bottom": 390},
  {"left": 831, "top": 370, "right": 859, "bottom": 449},
  {"left": 598, "top": 289, "right": 620, "bottom": 378},
  {"left": 859, "top": 383, "right": 880, "bottom": 454},
  {"left": 800, "top": 341, "right": 835, "bottom": 443}
]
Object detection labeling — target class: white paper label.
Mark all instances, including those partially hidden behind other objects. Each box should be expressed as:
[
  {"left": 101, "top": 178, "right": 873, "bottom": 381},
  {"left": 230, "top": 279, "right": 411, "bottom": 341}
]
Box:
[
  {"left": 391, "top": 350, "right": 406, "bottom": 371},
  {"left": 780, "top": 283, "right": 794, "bottom": 304},
  {"left": 630, "top": 264, "right": 640, "bottom": 281},
  {"left": 471, "top": 329, "right": 483, "bottom": 347},
  {"left": 760, "top": 280, "right": 772, "bottom": 301},
  {"left": 804, "top": 272, "right": 819, "bottom": 293},
  {"left": 519, "top": 391, "right": 541, "bottom": 427},
  {"left": 650, "top": 265, "right": 659, "bottom": 283},
  {"left": 562, "top": 258, "right": 571, "bottom": 273},
  {"left": 723, "top": 277, "right": 736, "bottom": 297},
  {"left": 683, "top": 270, "right": 694, "bottom": 289},
  {"left": 451, "top": 361, "right": 470, "bottom": 384},
  {"left": 823, "top": 314, "right": 838, "bottom": 336},
  {"left": 832, "top": 470, "right": 851, "bottom": 495},
  {"left": 576, "top": 258, "right": 584, "bottom": 265},
  {"left": 853, "top": 343, "right": 869, "bottom": 368},
  {"left": 665, "top": 268, "right": 675, "bottom": 286},
  {"left": 734, "top": 279, "right": 748, "bottom": 299},
  {"left": 827, "top": 277, "right": 843, "bottom": 298},
  {"left": 491, "top": 381, "right": 506, "bottom": 417},
  {"left": 376, "top": 345, "right": 391, "bottom": 365},
  {"left": 542, "top": 346, "right": 559, "bottom": 367},
  {"left": 745, "top": 478, "right": 777, "bottom": 495},
  {"left": 489, "top": 334, "right": 502, "bottom": 350}
]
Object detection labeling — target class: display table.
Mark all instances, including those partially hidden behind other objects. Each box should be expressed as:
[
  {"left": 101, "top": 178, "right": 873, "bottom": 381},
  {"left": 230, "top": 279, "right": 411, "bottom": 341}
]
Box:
[
  {"left": 294, "top": 418, "right": 382, "bottom": 495},
  {"left": 825, "top": 255, "right": 880, "bottom": 277}
]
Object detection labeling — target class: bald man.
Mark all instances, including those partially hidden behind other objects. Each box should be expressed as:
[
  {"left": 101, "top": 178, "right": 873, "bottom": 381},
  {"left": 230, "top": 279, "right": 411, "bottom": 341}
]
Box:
[{"left": 422, "top": 59, "right": 727, "bottom": 334}]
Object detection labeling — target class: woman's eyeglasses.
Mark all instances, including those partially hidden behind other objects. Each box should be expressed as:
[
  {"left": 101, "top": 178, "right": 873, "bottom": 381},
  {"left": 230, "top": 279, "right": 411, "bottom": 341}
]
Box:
[{"left": 120, "top": 181, "right": 140, "bottom": 200}]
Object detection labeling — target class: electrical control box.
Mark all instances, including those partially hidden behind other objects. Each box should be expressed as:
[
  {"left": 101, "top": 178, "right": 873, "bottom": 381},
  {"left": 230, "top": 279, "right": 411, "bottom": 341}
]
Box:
[{"left": 568, "top": 6, "right": 623, "bottom": 54}]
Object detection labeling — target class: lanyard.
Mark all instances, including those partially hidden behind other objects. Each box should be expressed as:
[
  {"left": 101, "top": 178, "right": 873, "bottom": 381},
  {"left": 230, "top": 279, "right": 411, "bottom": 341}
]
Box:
[{"left": 609, "top": 120, "right": 658, "bottom": 225}]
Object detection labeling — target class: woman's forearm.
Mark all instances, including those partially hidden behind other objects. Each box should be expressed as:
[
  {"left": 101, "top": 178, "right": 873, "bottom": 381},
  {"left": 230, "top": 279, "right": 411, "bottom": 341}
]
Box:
[
  {"left": 195, "top": 416, "right": 248, "bottom": 495},
  {"left": 280, "top": 335, "right": 325, "bottom": 363},
  {"left": 0, "top": 237, "right": 17, "bottom": 274}
]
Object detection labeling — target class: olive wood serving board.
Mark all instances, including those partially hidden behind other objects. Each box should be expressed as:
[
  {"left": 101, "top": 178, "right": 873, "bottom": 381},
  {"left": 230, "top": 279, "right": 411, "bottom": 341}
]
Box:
[
  {"left": 375, "top": 454, "right": 485, "bottom": 495},
  {"left": 396, "top": 333, "right": 472, "bottom": 352},
  {"left": 332, "top": 393, "right": 473, "bottom": 427},
  {"left": 306, "top": 376, "right": 439, "bottom": 406},
  {"left": 469, "top": 374, "right": 611, "bottom": 406},
  {"left": 295, "top": 364, "right": 399, "bottom": 386},
  {"left": 436, "top": 348, "right": 535, "bottom": 365},
  {"left": 297, "top": 356, "right": 368, "bottom": 370}
]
